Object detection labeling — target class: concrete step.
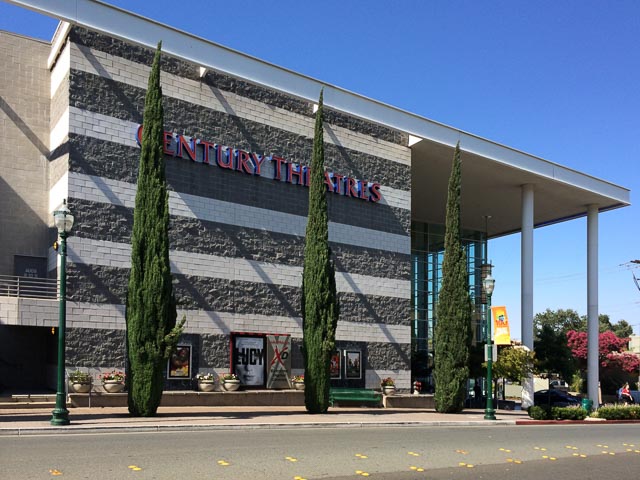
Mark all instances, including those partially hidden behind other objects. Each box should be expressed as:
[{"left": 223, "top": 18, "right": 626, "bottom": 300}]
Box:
[
  {"left": 0, "top": 401, "right": 55, "bottom": 410},
  {"left": 69, "top": 389, "right": 307, "bottom": 408}
]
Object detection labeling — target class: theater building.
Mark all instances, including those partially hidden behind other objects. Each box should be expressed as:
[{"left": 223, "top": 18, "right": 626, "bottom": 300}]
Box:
[{"left": 0, "top": 0, "right": 630, "bottom": 393}]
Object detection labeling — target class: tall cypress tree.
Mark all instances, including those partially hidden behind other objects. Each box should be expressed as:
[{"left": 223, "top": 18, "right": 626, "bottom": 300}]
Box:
[
  {"left": 302, "top": 90, "right": 339, "bottom": 414},
  {"left": 434, "top": 142, "right": 473, "bottom": 413},
  {"left": 126, "top": 42, "right": 184, "bottom": 417}
]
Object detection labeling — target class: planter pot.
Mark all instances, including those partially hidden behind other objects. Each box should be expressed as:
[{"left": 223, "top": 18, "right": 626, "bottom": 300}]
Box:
[
  {"left": 71, "top": 382, "right": 91, "bottom": 394},
  {"left": 223, "top": 380, "right": 240, "bottom": 391},
  {"left": 293, "top": 381, "right": 305, "bottom": 391},
  {"left": 383, "top": 386, "right": 396, "bottom": 396},
  {"left": 103, "top": 381, "right": 125, "bottom": 393},
  {"left": 198, "top": 381, "right": 216, "bottom": 392}
]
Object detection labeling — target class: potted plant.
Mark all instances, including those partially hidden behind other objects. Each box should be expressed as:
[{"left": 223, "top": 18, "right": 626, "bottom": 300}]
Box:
[
  {"left": 68, "top": 370, "right": 92, "bottom": 393},
  {"left": 292, "top": 374, "right": 305, "bottom": 390},
  {"left": 101, "top": 370, "right": 126, "bottom": 393},
  {"left": 381, "top": 377, "right": 396, "bottom": 396},
  {"left": 196, "top": 372, "right": 216, "bottom": 392},
  {"left": 221, "top": 373, "right": 240, "bottom": 391}
]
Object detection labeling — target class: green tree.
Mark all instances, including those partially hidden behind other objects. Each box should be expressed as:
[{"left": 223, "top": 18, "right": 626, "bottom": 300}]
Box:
[
  {"left": 434, "top": 142, "right": 472, "bottom": 413},
  {"left": 126, "top": 42, "right": 184, "bottom": 417},
  {"left": 534, "top": 308, "right": 583, "bottom": 336},
  {"left": 596, "top": 313, "right": 613, "bottom": 333},
  {"left": 534, "top": 324, "right": 577, "bottom": 382},
  {"left": 612, "top": 319, "right": 634, "bottom": 339},
  {"left": 492, "top": 347, "right": 536, "bottom": 400},
  {"left": 301, "top": 90, "right": 339, "bottom": 414}
]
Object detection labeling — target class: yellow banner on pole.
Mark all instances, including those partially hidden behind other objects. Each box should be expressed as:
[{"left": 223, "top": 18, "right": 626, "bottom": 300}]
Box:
[{"left": 491, "top": 306, "right": 511, "bottom": 345}]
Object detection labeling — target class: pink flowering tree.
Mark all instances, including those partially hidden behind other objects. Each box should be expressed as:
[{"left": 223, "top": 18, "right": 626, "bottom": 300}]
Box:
[{"left": 566, "top": 330, "right": 640, "bottom": 393}]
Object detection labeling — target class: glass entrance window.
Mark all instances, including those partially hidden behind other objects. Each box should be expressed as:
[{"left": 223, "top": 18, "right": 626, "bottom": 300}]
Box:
[{"left": 411, "top": 222, "right": 486, "bottom": 387}]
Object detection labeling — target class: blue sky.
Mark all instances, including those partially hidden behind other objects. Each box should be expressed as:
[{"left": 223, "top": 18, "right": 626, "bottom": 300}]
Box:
[{"left": 2, "top": 0, "right": 639, "bottom": 339}]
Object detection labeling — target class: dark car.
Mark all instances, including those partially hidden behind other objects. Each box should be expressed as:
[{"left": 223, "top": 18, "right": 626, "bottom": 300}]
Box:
[{"left": 534, "top": 389, "right": 580, "bottom": 407}]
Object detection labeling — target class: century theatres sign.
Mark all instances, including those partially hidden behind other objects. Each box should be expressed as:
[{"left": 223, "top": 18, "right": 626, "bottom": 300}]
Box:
[{"left": 135, "top": 126, "right": 382, "bottom": 203}]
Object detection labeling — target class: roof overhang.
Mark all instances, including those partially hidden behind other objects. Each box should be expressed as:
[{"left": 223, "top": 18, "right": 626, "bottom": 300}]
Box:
[
  {"left": 8, "top": 0, "right": 631, "bottom": 238},
  {"left": 412, "top": 138, "right": 629, "bottom": 238}
]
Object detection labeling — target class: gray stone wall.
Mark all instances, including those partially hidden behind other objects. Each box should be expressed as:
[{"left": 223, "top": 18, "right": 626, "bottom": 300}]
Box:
[
  {"left": 66, "top": 263, "right": 410, "bottom": 325},
  {"left": 59, "top": 26, "right": 413, "bottom": 387},
  {"left": 66, "top": 328, "right": 126, "bottom": 367},
  {"left": 70, "top": 28, "right": 408, "bottom": 146},
  {"left": 0, "top": 32, "right": 50, "bottom": 275},
  {"left": 70, "top": 198, "right": 410, "bottom": 280},
  {"left": 65, "top": 327, "right": 409, "bottom": 377}
]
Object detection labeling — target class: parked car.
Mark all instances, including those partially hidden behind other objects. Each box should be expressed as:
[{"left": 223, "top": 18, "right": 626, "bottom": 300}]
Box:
[{"left": 534, "top": 389, "right": 580, "bottom": 407}]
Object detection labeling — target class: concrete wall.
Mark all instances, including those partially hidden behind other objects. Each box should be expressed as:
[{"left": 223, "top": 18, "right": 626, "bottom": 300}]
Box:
[
  {"left": 0, "top": 32, "right": 50, "bottom": 275},
  {"left": 42, "top": 27, "right": 413, "bottom": 389}
]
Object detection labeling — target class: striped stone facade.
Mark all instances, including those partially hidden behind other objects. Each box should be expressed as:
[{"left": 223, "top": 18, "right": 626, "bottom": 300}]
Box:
[{"left": 46, "top": 28, "right": 412, "bottom": 389}]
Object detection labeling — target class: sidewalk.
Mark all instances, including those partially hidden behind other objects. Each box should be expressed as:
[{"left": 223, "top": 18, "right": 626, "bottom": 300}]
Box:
[{"left": 0, "top": 406, "right": 529, "bottom": 436}]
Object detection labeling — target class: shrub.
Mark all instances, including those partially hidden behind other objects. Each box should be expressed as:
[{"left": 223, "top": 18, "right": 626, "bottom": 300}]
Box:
[
  {"left": 528, "top": 405, "right": 551, "bottom": 420},
  {"left": 196, "top": 372, "right": 215, "bottom": 382},
  {"left": 594, "top": 404, "right": 640, "bottom": 420},
  {"left": 527, "top": 405, "right": 587, "bottom": 420},
  {"left": 68, "top": 370, "right": 92, "bottom": 384},
  {"left": 380, "top": 377, "right": 395, "bottom": 387},
  {"left": 551, "top": 406, "right": 587, "bottom": 420}
]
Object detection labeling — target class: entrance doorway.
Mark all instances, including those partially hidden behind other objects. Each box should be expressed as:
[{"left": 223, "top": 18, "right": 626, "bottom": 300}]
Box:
[{"left": 0, "top": 325, "right": 57, "bottom": 394}]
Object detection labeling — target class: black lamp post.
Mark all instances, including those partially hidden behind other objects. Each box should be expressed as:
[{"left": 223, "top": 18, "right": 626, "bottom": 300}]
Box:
[
  {"left": 483, "top": 272, "right": 496, "bottom": 421},
  {"left": 51, "top": 200, "right": 74, "bottom": 426}
]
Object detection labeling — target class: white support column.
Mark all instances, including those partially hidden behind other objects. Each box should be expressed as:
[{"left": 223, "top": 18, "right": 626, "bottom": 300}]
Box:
[
  {"left": 521, "top": 184, "right": 535, "bottom": 408},
  {"left": 587, "top": 205, "right": 599, "bottom": 407}
]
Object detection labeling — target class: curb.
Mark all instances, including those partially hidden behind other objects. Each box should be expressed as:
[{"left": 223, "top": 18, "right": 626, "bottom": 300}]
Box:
[
  {"left": 516, "top": 419, "right": 640, "bottom": 426},
  {"left": 0, "top": 419, "right": 519, "bottom": 436}
]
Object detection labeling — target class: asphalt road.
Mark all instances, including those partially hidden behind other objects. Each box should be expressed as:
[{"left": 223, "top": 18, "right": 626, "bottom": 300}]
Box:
[{"left": 1, "top": 424, "right": 639, "bottom": 479}]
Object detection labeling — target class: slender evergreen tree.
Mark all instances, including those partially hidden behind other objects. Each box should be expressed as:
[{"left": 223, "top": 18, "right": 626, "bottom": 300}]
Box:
[
  {"left": 302, "top": 90, "right": 339, "bottom": 414},
  {"left": 126, "top": 42, "right": 184, "bottom": 417},
  {"left": 434, "top": 142, "right": 473, "bottom": 413}
]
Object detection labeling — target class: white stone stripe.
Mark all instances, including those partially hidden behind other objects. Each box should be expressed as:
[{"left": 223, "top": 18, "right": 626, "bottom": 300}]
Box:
[
  {"left": 367, "top": 370, "right": 411, "bottom": 390},
  {"left": 50, "top": 107, "right": 69, "bottom": 151},
  {"left": 50, "top": 42, "right": 70, "bottom": 98},
  {"left": 68, "top": 107, "right": 411, "bottom": 211},
  {"left": 68, "top": 172, "right": 410, "bottom": 255},
  {"left": 62, "top": 301, "right": 411, "bottom": 345},
  {"left": 70, "top": 43, "right": 411, "bottom": 166},
  {"left": 67, "top": 237, "right": 410, "bottom": 300},
  {"left": 49, "top": 172, "right": 68, "bottom": 214}
]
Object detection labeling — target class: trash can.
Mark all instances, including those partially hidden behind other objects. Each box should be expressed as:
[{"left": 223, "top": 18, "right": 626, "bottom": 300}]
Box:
[{"left": 581, "top": 398, "right": 593, "bottom": 412}]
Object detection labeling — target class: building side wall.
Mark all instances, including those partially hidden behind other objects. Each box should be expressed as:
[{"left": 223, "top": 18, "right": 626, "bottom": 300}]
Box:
[
  {"left": 56, "top": 28, "right": 412, "bottom": 388},
  {"left": 0, "top": 32, "right": 50, "bottom": 275}
]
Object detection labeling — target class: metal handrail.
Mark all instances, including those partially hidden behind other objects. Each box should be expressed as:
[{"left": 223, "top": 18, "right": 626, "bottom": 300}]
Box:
[{"left": 0, "top": 275, "right": 58, "bottom": 299}]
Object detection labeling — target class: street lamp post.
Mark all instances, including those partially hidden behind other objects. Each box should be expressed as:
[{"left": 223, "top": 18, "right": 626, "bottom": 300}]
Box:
[
  {"left": 51, "top": 200, "right": 74, "bottom": 426},
  {"left": 483, "top": 272, "right": 496, "bottom": 421}
]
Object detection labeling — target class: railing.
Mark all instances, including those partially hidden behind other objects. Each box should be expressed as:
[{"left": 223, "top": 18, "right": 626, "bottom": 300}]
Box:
[{"left": 0, "top": 275, "right": 58, "bottom": 299}]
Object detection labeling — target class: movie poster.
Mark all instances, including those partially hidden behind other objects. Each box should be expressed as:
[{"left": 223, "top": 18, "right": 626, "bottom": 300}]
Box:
[
  {"left": 330, "top": 351, "right": 341, "bottom": 379},
  {"left": 168, "top": 345, "right": 191, "bottom": 379},
  {"left": 266, "top": 334, "right": 291, "bottom": 389},
  {"left": 233, "top": 335, "right": 266, "bottom": 387},
  {"left": 345, "top": 351, "right": 361, "bottom": 379}
]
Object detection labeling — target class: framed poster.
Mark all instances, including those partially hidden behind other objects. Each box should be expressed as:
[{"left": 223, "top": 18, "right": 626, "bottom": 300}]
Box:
[
  {"left": 233, "top": 335, "right": 266, "bottom": 387},
  {"left": 345, "top": 350, "right": 361, "bottom": 379},
  {"left": 330, "top": 351, "right": 341, "bottom": 379},
  {"left": 266, "top": 334, "right": 291, "bottom": 389},
  {"left": 168, "top": 345, "right": 191, "bottom": 379}
]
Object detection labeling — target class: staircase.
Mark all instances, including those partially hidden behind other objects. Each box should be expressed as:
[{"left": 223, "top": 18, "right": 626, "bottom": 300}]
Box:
[{"left": 0, "top": 394, "right": 56, "bottom": 410}]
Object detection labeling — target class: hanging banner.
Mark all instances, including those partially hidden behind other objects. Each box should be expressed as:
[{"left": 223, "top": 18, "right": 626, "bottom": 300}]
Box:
[
  {"left": 491, "top": 306, "right": 511, "bottom": 345},
  {"left": 266, "top": 334, "right": 292, "bottom": 388}
]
